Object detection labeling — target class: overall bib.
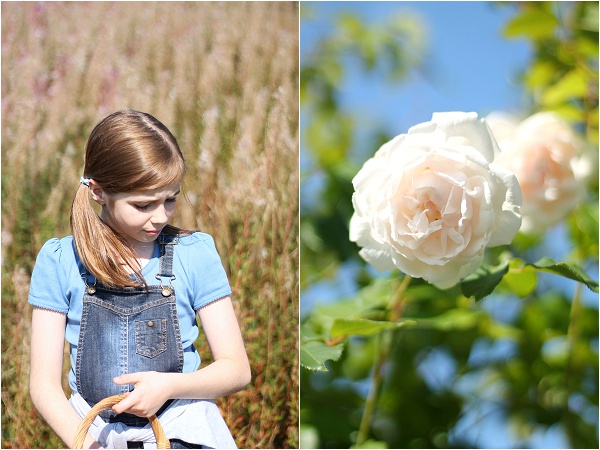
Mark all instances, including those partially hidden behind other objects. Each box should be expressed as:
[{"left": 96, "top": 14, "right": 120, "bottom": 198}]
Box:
[{"left": 76, "top": 234, "right": 183, "bottom": 426}]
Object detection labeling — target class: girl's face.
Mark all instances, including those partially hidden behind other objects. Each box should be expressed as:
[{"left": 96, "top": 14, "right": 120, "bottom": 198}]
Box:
[{"left": 91, "top": 180, "right": 181, "bottom": 250}]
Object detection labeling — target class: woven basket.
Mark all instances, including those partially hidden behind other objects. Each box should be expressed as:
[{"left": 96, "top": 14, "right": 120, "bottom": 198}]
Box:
[{"left": 73, "top": 393, "right": 170, "bottom": 449}]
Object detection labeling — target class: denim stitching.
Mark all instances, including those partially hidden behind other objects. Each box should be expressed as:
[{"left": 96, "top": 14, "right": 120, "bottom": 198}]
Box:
[
  {"left": 76, "top": 233, "right": 185, "bottom": 415},
  {"left": 83, "top": 294, "right": 176, "bottom": 316},
  {"left": 75, "top": 300, "right": 89, "bottom": 395},
  {"left": 121, "top": 314, "right": 129, "bottom": 392},
  {"left": 170, "top": 302, "right": 185, "bottom": 371},
  {"left": 134, "top": 318, "right": 168, "bottom": 358}
]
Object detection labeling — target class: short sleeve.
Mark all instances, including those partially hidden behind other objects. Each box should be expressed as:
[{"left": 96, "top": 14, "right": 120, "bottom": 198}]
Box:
[
  {"left": 185, "top": 233, "right": 232, "bottom": 310},
  {"left": 28, "top": 238, "right": 70, "bottom": 314}
]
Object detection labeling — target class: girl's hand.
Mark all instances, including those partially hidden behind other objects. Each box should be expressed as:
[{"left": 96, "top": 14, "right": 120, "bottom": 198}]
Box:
[{"left": 111, "top": 372, "right": 171, "bottom": 417}]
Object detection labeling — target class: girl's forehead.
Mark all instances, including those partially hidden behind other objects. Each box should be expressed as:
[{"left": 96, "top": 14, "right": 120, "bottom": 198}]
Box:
[{"left": 121, "top": 181, "right": 181, "bottom": 200}]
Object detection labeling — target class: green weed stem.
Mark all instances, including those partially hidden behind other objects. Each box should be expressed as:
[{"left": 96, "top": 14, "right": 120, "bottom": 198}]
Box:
[{"left": 355, "top": 275, "right": 412, "bottom": 447}]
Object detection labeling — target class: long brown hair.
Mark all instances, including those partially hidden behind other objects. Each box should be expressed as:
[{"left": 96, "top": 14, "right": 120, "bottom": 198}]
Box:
[{"left": 70, "top": 109, "right": 187, "bottom": 288}]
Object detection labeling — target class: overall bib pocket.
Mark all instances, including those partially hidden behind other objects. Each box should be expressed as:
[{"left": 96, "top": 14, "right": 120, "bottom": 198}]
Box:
[{"left": 134, "top": 318, "right": 168, "bottom": 358}]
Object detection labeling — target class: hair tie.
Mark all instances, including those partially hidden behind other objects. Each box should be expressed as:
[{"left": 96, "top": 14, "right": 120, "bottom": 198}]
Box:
[{"left": 80, "top": 177, "right": 91, "bottom": 187}]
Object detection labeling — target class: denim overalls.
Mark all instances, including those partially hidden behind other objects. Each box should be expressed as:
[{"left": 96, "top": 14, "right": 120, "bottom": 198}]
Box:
[{"left": 76, "top": 233, "right": 183, "bottom": 426}]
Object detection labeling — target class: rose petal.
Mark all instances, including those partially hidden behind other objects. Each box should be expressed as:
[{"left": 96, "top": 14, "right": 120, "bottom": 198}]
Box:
[
  {"left": 487, "top": 164, "right": 522, "bottom": 247},
  {"left": 359, "top": 247, "right": 397, "bottom": 272},
  {"left": 431, "top": 112, "right": 499, "bottom": 164},
  {"left": 350, "top": 213, "right": 396, "bottom": 272}
]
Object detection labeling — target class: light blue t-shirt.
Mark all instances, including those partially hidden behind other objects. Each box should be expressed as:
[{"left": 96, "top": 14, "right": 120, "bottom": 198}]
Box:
[{"left": 28, "top": 232, "right": 232, "bottom": 393}]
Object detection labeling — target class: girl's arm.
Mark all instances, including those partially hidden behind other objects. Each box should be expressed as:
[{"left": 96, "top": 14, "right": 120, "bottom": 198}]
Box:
[
  {"left": 29, "top": 307, "right": 101, "bottom": 449},
  {"left": 113, "top": 296, "right": 251, "bottom": 417}
]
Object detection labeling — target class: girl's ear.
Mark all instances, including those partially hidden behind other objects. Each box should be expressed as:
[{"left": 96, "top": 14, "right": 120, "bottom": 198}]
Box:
[{"left": 88, "top": 179, "right": 107, "bottom": 205}]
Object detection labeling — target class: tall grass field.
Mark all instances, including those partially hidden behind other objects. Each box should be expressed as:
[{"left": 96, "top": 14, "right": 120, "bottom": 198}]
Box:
[{"left": 1, "top": 2, "right": 299, "bottom": 448}]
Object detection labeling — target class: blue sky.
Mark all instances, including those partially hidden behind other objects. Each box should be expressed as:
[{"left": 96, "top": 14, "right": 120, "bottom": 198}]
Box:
[{"left": 301, "top": 1, "right": 532, "bottom": 134}]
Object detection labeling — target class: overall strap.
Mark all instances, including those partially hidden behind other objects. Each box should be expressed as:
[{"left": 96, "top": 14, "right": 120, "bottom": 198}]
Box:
[
  {"left": 157, "top": 233, "right": 178, "bottom": 277},
  {"left": 80, "top": 234, "right": 179, "bottom": 294}
]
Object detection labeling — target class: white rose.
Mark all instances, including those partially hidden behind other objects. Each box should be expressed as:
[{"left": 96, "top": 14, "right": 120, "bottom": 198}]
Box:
[
  {"left": 486, "top": 111, "right": 588, "bottom": 234},
  {"left": 349, "top": 112, "right": 522, "bottom": 289}
]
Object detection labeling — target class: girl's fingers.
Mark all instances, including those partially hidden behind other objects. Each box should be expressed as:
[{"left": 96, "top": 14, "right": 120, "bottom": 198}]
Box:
[
  {"left": 110, "top": 392, "right": 131, "bottom": 414},
  {"left": 113, "top": 373, "right": 140, "bottom": 385}
]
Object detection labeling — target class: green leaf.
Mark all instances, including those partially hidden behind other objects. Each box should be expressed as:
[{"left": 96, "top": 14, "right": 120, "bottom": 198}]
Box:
[
  {"left": 541, "top": 68, "right": 588, "bottom": 106},
  {"left": 530, "top": 258, "right": 599, "bottom": 293},
  {"left": 300, "top": 340, "right": 344, "bottom": 372},
  {"left": 568, "top": 202, "right": 599, "bottom": 261},
  {"left": 320, "top": 58, "right": 344, "bottom": 86},
  {"left": 503, "top": 9, "right": 558, "bottom": 40},
  {"left": 460, "top": 260, "right": 510, "bottom": 301},
  {"left": 408, "top": 308, "right": 484, "bottom": 331},
  {"left": 500, "top": 258, "right": 538, "bottom": 298},
  {"left": 338, "top": 14, "right": 364, "bottom": 40},
  {"left": 351, "top": 439, "right": 388, "bottom": 449},
  {"left": 330, "top": 318, "right": 415, "bottom": 338},
  {"left": 481, "top": 319, "right": 524, "bottom": 340},
  {"left": 546, "top": 103, "right": 585, "bottom": 123},
  {"left": 524, "top": 60, "right": 559, "bottom": 90},
  {"left": 313, "top": 276, "right": 397, "bottom": 321},
  {"left": 579, "top": 1, "right": 599, "bottom": 32},
  {"left": 306, "top": 111, "right": 353, "bottom": 168},
  {"left": 300, "top": 322, "right": 325, "bottom": 341}
]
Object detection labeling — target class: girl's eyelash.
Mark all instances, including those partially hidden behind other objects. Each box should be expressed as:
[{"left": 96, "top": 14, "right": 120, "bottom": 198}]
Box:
[{"left": 134, "top": 198, "right": 177, "bottom": 210}]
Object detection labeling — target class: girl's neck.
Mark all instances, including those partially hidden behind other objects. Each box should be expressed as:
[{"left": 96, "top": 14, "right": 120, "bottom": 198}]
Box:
[{"left": 131, "top": 241, "right": 156, "bottom": 268}]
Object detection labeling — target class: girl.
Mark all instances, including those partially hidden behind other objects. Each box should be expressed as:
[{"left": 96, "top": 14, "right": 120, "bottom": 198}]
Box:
[{"left": 28, "top": 109, "right": 251, "bottom": 449}]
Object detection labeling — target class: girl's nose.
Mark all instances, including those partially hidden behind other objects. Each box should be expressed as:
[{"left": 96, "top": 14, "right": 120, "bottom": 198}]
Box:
[{"left": 151, "top": 205, "right": 170, "bottom": 224}]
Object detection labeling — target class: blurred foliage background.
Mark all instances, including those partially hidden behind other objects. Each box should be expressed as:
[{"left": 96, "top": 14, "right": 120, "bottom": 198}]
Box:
[
  {"left": 1, "top": 2, "right": 298, "bottom": 448},
  {"left": 300, "top": 2, "right": 598, "bottom": 448}
]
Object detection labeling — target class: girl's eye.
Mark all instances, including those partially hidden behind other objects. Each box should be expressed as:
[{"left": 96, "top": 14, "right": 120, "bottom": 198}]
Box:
[{"left": 134, "top": 198, "right": 176, "bottom": 210}]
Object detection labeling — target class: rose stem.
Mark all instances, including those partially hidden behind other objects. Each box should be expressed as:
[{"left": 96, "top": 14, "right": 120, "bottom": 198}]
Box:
[{"left": 355, "top": 275, "right": 412, "bottom": 446}]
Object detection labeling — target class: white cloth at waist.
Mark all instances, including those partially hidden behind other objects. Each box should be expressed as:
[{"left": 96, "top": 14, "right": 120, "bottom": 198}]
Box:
[{"left": 70, "top": 392, "right": 237, "bottom": 449}]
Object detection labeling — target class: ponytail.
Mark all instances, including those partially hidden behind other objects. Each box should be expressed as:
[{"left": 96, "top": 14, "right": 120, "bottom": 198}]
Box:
[
  {"left": 70, "top": 109, "right": 188, "bottom": 289},
  {"left": 70, "top": 183, "right": 145, "bottom": 289}
]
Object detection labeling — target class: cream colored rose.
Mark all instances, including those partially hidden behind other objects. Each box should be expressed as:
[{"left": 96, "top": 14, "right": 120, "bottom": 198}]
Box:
[
  {"left": 350, "top": 112, "right": 522, "bottom": 289},
  {"left": 486, "top": 111, "right": 587, "bottom": 234}
]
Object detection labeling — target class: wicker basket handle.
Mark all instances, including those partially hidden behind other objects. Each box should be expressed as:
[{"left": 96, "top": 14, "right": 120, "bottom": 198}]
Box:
[{"left": 73, "top": 393, "right": 170, "bottom": 449}]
